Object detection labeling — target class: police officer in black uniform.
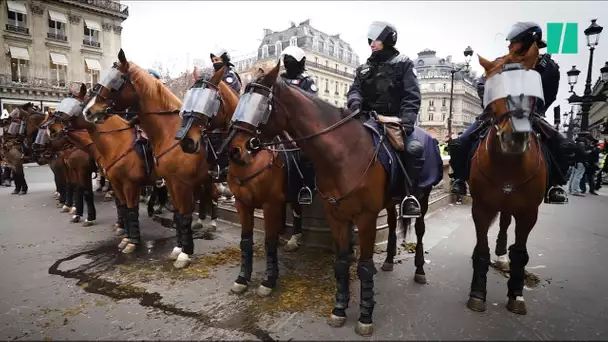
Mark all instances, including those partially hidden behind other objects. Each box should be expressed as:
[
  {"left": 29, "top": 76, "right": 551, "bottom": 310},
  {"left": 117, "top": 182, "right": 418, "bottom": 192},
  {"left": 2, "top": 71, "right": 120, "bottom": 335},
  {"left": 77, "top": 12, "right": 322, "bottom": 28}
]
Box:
[
  {"left": 448, "top": 22, "right": 574, "bottom": 204},
  {"left": 210, "top": 48, "right": 242, "bottom": 94},
  {"left": 280, "top": 45, "right": 319, "bottom": 205},
  {"left": 347, "top": 21, "right": 423, "bottom": 217}
]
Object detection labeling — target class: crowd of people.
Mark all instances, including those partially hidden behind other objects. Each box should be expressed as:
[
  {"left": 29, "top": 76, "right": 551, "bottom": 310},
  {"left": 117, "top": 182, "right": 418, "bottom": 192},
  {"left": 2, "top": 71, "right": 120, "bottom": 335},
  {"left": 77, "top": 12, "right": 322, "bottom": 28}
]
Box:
[{"left": 567, "top": 137, "right": 607, "bottom": 197}]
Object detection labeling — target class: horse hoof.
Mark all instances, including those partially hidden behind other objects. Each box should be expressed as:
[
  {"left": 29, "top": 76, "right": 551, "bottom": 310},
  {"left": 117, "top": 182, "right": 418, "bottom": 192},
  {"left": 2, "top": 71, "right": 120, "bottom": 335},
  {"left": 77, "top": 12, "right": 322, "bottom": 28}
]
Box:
[
  {"left": 56, "top": 202, "right": 64, "bottom": 208},
  {"left": 122, "top": 243, "right": 137, "bottom": 254},
  {"left": 70, "top": 207, "right": 77, "bottom": 214},
  {"left": 115, "top": 228, "right": 126, "bottom": 236},
  {"left": 495, "top": 255, "right": 510, "bottom": 272},
  {"left": 506, "top": 297, "right": 527, "bottom": 315},
  {"left": 256, "top": 285, "right": 273, "bottom": 297},
  {"left": 168, "top": 247, "right": 182, "bottom": 260},
  {"left": 414, "top": 273, "right": 427, "bottom": 284},
  {"left": 284, "top": 234, "right": 301, "bottom": 252},
  {"left": 82, "top": 220, "right": 95, "bottom": 227},
  {"left": 231, "top": 282, "right": 248, "bottom": 294},
  {"left": 467, "top": 297, "right": 486, "bottom": 312},
  {"left": 173, "top": 252, "right": 191, "bottom": 269},
  {"left": 327, "top": 314, "right": 346, "bottom": 328},
  {"left": 118, "top": 238, "right": 130, "bottom": 250},
  {"left": 53, "top": 192, "right": 60, "bottom": 199},
  {"left": 354, "top": 321, "right": 374, "bottom": 337},
  {"left": 19, "top": 190, "right": 27, "bottom": 195},
  {"left": 70, "top": 215, "right": 81, "bottom": 223},
  {"left": 191, "top": 219, "right": 204, "bottom": 231},
  {"left": 60, "top": 205, "right": 70, "bottom": 213},
  {"left": 381, "top": 262, "right": 394, "bottom": 272}
]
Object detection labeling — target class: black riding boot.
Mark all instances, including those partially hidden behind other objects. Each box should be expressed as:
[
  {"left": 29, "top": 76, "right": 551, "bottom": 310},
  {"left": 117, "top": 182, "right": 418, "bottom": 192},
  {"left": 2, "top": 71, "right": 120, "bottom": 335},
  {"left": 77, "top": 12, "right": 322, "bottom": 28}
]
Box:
[
  {"left": 400, "top": 140, "right": 425, "bottom": 218},
  {"left": 538, "top": 126, "right": 572, "bottom": 204},
  {"left": 448, "top": 138, "right": 470, "bottom": 195}
]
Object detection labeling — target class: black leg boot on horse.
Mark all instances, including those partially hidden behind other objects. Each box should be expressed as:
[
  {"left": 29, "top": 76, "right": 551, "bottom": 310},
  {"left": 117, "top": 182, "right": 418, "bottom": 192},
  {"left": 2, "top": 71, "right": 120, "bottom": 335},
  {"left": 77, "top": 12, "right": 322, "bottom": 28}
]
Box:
[
  {"left": 173, "top": 213, "right": 194, "bottom": 268},
  {"left": 122, "top": 208, "right": 141, "bottom": 254},
  {"left": 70, "top": 186, "right": 84, "bottom": 223},
  {"left": 83, "top": 188, "right": 96, "bottom": 227},
  {"left": 61, "top": 183, "right": 74, "bottom": 213}
]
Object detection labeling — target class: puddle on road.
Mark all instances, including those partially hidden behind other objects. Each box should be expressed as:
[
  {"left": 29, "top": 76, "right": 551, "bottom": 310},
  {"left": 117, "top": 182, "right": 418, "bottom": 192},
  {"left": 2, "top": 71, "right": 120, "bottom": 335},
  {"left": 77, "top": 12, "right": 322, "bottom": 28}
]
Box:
[{"left": 490, "top": 261, "right": 543, "bottom": 288}]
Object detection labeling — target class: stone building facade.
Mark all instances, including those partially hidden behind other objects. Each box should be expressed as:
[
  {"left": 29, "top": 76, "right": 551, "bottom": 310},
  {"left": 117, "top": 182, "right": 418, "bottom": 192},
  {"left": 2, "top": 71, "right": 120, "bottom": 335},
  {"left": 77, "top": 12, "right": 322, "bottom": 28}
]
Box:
[
  {"left": 0, "top": 0, "right": 128, "bottom": 115},
  {"left": 232, "top": 19, "right": 360, "bottom": 108}
]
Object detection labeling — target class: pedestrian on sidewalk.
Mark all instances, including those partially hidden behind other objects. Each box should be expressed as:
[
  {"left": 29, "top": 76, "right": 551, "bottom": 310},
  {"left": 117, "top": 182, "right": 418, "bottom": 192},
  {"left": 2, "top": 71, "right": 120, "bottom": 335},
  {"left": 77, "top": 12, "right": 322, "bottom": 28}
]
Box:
[{"left": 569, "top": 138, "right": 588, "bottom": 197}]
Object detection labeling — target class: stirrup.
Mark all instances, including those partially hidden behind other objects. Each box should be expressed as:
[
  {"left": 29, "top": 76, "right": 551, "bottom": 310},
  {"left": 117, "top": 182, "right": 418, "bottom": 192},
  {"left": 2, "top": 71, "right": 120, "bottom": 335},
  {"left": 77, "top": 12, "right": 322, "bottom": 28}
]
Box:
[
  {"left": 297, "top": 186, "right": 313, "bottom": 205},
  {"left": 400, "top": 195, "right": 421, "bottom": 218},
  {"left": 544, "top": 186, "right": 568, "bottom": 204}
]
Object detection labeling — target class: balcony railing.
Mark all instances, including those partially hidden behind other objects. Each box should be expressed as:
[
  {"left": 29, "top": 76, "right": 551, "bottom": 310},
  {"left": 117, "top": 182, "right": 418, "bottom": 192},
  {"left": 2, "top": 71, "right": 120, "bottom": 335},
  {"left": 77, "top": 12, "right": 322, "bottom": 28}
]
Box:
[
  {"left": 0, "top": 74, "right": 72, "bottom": 92},
  {"left": 5, "top": 24, "right": 29, "bottom": 35},
  {"left": 76, "top": 0, "right": 128, "bottom": 15},
  {"left": 83, "top": 39, "right": 101, "bottom": 48},
  {"left": 306, "top": 61, "right": 355, "bottom": 79},
  {"left": 47, "top": 32, "right": 68, "bottom": 42}
]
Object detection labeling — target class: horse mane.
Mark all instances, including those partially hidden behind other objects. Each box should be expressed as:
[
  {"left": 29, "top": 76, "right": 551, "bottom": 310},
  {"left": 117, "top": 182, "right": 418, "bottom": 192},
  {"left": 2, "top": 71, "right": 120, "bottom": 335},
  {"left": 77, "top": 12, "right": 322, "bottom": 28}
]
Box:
[
  {"left": 129, "top": 63, "right": 182, "bottom": 110},
  {"left": 194, "top": 67, "right": 239, "bottom": 98},
  {"left": 275, "top": 78, "right": 351, "bottom": 119}
]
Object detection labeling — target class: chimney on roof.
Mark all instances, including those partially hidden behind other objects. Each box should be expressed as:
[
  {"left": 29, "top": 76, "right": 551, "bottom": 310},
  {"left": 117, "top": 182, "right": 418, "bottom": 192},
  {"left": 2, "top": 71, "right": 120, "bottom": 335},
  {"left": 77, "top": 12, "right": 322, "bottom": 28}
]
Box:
[
  {"left": 289, "top": 21, "right": 296, "bottom": 28},
  {"left": 263, "top": 28, "right": 272, "bottom": 37}
]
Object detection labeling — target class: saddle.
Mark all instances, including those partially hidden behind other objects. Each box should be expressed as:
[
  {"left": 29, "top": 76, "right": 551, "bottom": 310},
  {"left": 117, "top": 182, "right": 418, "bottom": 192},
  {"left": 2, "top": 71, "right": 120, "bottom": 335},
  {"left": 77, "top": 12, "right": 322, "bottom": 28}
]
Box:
[
  {"left": 376, "top": 114, "right": 405, "bottom": 151},
  {"left": 132, "top": 126, "right": 154, "bottom": 177}
]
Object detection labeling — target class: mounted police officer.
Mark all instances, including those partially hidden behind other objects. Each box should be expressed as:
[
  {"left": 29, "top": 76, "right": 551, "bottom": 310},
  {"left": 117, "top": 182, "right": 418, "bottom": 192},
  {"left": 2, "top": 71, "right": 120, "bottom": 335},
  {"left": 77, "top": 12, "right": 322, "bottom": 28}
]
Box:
[
  {"left": 210, "top": 48, "right": 242, "bottom": 94},
  {"left": 280, "top": 45, "right": 319, "bottom": 205},
  {"left": 346, "top": 21, "right": 423, "bottom": 217},
  {"left": 448, "top": 21, "right": 574, "bottom": 204}
]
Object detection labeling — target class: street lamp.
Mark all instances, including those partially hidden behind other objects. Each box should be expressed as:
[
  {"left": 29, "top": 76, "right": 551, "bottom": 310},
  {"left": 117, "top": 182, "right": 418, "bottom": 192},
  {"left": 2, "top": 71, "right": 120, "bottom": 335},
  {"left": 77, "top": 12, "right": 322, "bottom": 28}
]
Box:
[
  {"left": 447, "top": 46, "right": 474, "bottom": 138},
  {"left": 567, "top": 19, "right": 607, "bottom": 137}
]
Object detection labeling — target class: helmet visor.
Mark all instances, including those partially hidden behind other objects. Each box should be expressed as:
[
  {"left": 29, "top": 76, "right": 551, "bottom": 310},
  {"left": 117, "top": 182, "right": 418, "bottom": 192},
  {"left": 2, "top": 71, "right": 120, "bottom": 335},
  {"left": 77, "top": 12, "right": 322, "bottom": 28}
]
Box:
[{"left": 367, "top": 22, "right": 391, "bottom": 42}]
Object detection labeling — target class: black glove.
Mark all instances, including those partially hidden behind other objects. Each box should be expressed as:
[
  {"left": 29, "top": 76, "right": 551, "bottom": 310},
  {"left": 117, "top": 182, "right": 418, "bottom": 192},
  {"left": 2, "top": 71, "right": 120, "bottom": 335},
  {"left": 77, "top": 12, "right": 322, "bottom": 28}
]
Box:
[{"left": 349, "top": 101, "right": 361, "bottom": 113}]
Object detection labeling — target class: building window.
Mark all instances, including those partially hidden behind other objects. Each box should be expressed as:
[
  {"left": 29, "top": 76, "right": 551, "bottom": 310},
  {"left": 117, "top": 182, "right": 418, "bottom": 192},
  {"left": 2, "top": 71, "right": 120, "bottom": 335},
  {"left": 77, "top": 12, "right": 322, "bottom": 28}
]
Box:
[
  {"left": 428, "top": 112, "right": 434, "bottom": 121},
  {"left": 262, "top": 44, "right": 268, "bottom": 58},
  {"left": 7, "top": 3, "right": 27, "bottom": 29},
  {"left": 11, "top": 58, "right": 29, "bottom": 83},
  {"left": 275, "top": 40, "right": 283, "bottom": 56},
  {"left": 318, "top": 41, "right": 324, "bottom": 53},
  {"left": 49, "top": 53, "right": 67, "bottom": 87},
  {"left": 443, "top": 83, "right": 447, "bottom": 91},
  {"left": 85, "top": 66, "right": 100, "bottom": 89},
  {"left": 335, "top": 82, "right": 339, "bottom": 94},
  {"left": 335, "top": 63, "right": 338, "bottom": 70},
  {"left": 335, "top": 100, "right": 338, "bottom": 105},
  {"left": 325, "top": 79, "right": 329, "bottom": 93},
  {"left": 47, "top": 10, "right": 67, "bottom": 41},
  {"left": 442, "top": 98, "right": 446, "bottom": 107},
  {"left": 344, "top": 84, "right": 348, "bottom": 95},
  {"left": 344, "top": 67, "right": 348, "bottom": 74},
  {"left": 338, "top": 48, "right": 343, "bottom": 60},
  {"left": 325, "top": 60, "right": 329, "bottom": 68},
  {"left": 347, "top": 52, "right": 352, "bottom": 64},
  {"left": 429, "top": 100, "right": 434, "bottom": 107},
  {"left": 83, "top": 19, "right": 101, "bottom": 47},
  {"left": 312, "top": 37, "right": 318, "bottom": 50},
  {"left": 290, "top": 36, "right": 297, "bottom": 47},
  {"left": 442, "top": 112, "right": 446, "bottom": 122},
  {"left": 315, "top": 57, "right": 318, "bottom": 64},
  {"left": 328, "top": 44, "right": 335, "bottom": 56}
]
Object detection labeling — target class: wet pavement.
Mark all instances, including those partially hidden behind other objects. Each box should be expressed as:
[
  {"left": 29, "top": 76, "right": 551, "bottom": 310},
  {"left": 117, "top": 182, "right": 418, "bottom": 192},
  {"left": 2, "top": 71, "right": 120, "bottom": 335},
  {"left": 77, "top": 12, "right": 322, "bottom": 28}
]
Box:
[{"left": 1, "top": 165, "right": 607, "bottom": 341}]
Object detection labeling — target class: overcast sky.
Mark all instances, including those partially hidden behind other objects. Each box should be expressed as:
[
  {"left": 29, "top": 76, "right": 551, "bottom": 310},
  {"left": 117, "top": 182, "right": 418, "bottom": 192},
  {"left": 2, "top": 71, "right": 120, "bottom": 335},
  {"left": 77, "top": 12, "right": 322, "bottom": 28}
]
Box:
[{"left": 120, "top": 1, "right": 608, "bottom": 124}]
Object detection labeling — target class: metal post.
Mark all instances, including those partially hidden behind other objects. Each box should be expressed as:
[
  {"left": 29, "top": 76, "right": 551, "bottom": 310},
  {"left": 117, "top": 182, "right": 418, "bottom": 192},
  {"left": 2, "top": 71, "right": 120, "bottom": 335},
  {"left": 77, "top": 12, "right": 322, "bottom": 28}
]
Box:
[
  {"left": 579, "top": 47, "right": 596, "bottom": 136},
  {"left": 447, "top": 69, "right": 456, "bottom": 138}
]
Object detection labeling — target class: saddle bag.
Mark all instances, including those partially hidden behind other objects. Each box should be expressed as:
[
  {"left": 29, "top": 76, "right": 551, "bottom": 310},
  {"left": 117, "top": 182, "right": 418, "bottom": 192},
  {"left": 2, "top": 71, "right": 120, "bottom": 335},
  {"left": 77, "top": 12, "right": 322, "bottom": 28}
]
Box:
[{"left": 377, "top": 115, "right": 405, "bottom": 151}]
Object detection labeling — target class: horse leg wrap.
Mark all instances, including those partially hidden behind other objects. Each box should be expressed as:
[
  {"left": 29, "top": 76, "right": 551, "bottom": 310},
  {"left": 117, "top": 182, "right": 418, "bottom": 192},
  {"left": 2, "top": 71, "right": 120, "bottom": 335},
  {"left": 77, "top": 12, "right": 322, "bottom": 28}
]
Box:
[
  {"left": 157, "top": 186, "right": 168, "bottom": 206},
  {"left": 332, "top": 258, "right": 351, "bottom": 317},
  {"left": 127, "top": 208, "right": 141, "bottom": 245},
  {"left": 83, "top": 190, "right": 96, "bottom": 221},
  {"left": 115, "top": 202, "right": 126, "bottom": 229},
  {"left": 237, "top": 235, "right": 254, "bottom": 284},
  {"left": 74, "top": 187, "right": 84, "bottom": 216},
  {"left": 211, "top": 199, "right": 218, "bottom": 220},
  {"left": 507, "top": 245, "right": 529, "bottom": 299},
  {"left": 357, "top": 259, "right": 377, "bottom": 324},
  {"left": 65, "top": 183, "right": 74, "bottom": 207},
  {"left": 470, "top": 247, "right": 491, "bottom": 301},
  {"left": 262, "top": 238, "right": 279, "bottom": 289},
  {"left": 179, "top": 214, "right": 194, "bottom": 255},
  {"left": 414, "top": 243, "right": 425, "bottom": 270},
  {"left": 292, "top": 209, "right": 302, "bottom": 235},
  {"left": 495, "top": 231, "right": 508, "bottom": 256}
]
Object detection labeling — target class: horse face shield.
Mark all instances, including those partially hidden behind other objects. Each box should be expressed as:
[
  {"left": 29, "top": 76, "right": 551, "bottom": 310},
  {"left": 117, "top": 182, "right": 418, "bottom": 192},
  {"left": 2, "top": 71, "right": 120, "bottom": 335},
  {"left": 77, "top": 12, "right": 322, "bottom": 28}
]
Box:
[
  {"left": 83, "top": 67, "right": 125, "bottom": 123},
  {"left": 231, "top": 91, "right": 271, "bottom": 128},
  {"left": 7, "top": 122, "right": 20, "bottom": 135},
  {"left": 176, "top": 86, "right": 221, "bottom": 140},
  {"left": 34, "top": 129, "right": 50, "bottom": 146},
  {"left": 483, "top": 64, "right": 544, "bottom": 133}
]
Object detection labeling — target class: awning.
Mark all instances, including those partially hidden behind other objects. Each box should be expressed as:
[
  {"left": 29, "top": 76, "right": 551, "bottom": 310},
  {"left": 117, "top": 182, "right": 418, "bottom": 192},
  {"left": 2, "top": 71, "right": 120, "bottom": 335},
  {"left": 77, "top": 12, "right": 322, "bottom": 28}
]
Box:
[
  {"left": 7, "top": 1, "right": 27, "bottom": 15},
  {"left": 85, "top": 58, "right": 102, "bottom": 71},
  {"left": 84, "top": 18, "right": 101, "bottom": 31},
  {"left": 50, "top": 52, "right": 68, "bottom": 66},
  {"left": 9, "top": 46, "right": 30, "bottom": 60},
  {"left": 48, "top": 10, "right": 67, "bottom": 23}
]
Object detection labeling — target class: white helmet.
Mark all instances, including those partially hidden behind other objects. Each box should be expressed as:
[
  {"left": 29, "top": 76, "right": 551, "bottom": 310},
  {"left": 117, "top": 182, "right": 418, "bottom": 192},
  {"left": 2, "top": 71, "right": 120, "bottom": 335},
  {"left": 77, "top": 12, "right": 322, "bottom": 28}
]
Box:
[
  {"left": 1, "top": 109, "right": 9, "bottom": 120},
  {"left": 281, "top": 46, "right": 305, "bottom": 62},
  {"left": 210, "top": 47, "right": 230, "bottom": 61}
]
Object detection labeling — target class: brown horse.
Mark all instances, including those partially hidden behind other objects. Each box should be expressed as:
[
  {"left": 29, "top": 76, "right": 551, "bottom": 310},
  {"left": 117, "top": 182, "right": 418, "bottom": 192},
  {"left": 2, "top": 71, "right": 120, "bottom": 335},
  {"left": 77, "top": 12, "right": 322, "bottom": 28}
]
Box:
[
  {"left": 2, "top": 103, "right": 46, "bottom": 194},
  {"left": 176, "top": 66, "right": 239, "bottom": 231},
  {"left": 228, "top": 62, "right": 443, "bottom": 336},
  {"left": 466, "top": 43, "right": 547, "bottom": 315},
  {"left": 48, "top": 83, "right": 157, "bottom": 251},
  {"left": 83, "top": 49, "right": 210, "bottom": 268}
]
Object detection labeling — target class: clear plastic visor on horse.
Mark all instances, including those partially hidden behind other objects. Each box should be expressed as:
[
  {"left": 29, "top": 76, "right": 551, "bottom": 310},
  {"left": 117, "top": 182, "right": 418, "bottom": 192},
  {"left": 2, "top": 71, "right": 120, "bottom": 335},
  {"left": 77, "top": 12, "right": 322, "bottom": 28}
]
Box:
[
  {"left": 34, "top": 129, "right": 50, "bottom": 145},
  {"left": 175, "top": 86, "right": 222, "bottom": 140},
  {"left": 99, "top": 67, "right": 125, "bottom": 91},
  {"left": 7, "top": 122, "right": 21, "bottom": 135},
  {"left": 231, "top": 91, "right": 271, "bottom": 128},
  {"left": 483, "top": 64, "right": 545, "bottom": 133}
]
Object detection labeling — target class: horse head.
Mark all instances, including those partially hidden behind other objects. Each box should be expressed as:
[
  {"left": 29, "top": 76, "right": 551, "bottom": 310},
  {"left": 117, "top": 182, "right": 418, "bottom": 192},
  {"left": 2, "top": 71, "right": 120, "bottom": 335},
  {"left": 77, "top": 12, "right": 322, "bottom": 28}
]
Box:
[
  {"left": 177, "top": 65, "right": 240, "bottom": 154},
  {"left": 82, "top": 49, "right": 141, "bottom": 123},
  {"left": 478, "top": 43, "right": 542, "bottom": 155},
  {"left": 43, "top": 83, "right": 88, "bottom": 140}
]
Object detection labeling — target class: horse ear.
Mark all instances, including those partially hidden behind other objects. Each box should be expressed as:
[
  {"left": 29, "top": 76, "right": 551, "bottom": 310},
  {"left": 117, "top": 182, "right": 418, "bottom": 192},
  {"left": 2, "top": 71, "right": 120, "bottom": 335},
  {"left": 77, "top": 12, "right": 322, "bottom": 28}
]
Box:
[
  {"left": 192, "top": 67, "right": 200, "bottom": 82},
  {"left": 79, "top": 83, "right": 87, "bottom": 98},
  {"left": 263, "top": 60, "right": 281, "bottom": 85},
  {"left": 478, "top": 55, "right": 494, "bottom": 72},
  {"left": 210, "top": 65, "right": 226, "bottom": 86},
  {"left": 118, "top": 48, "right": 127, "bottom": 67}
]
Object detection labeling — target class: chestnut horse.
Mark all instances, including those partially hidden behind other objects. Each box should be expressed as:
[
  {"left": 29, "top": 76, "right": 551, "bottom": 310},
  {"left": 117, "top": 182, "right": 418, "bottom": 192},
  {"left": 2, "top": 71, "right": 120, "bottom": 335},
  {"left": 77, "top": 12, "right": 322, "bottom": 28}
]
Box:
[
  {"left": 83, "top": 49, "right": 210, "bottom": 268},
  {"left": 176, "top": 66, "right": 239, "bottom": 232},
  {"left": 228, "top": 62, "right": 443, "bottom": 336},
  {"left": 2, "top": 103, "right": 46, "bottom": 194},
  {"left": 466, "top": 44, "right": 547, "bottom": 316},
  {"left": 48, "top": 84, "right": 159, "bottom": 251}
]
